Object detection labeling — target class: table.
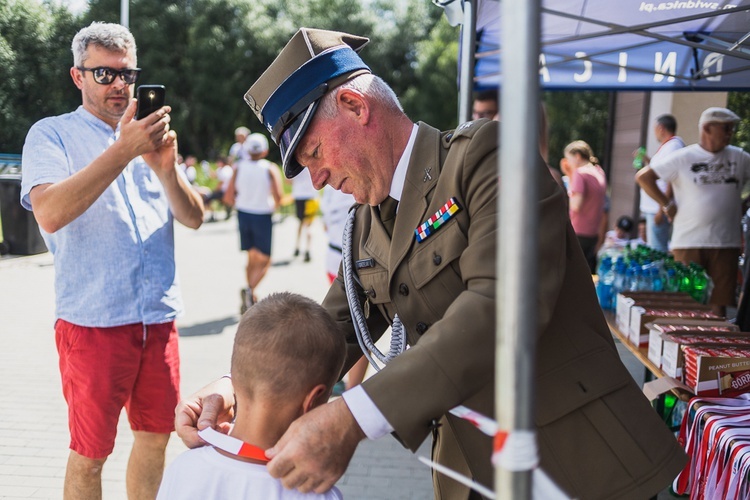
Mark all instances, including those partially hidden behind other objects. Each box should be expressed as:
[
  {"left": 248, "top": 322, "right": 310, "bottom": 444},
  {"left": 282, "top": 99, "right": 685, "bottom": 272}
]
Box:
[{"left": 603, "top": 310, "right": 694, "bottom": 403}]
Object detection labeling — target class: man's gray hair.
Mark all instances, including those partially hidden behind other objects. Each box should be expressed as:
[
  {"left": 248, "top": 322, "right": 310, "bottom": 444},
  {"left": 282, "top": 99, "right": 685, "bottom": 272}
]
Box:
[
  {"left": 71, "top": 22, "right": 137, "bottom": 67},
  {"left": 316, "top": 74, "right": 403, "bottom": 120}
]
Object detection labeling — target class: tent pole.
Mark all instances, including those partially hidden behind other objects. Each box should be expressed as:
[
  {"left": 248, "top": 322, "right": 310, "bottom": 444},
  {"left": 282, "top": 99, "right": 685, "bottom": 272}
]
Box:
[
  {"left": 459, "top": 0, "right": 477, "bottom": 124},
  {"left": 496, "top": 0, "right": 540, "bottom": 498}
]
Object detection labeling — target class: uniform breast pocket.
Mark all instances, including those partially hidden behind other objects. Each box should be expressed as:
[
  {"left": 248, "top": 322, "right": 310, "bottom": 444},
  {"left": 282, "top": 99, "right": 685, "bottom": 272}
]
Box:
[
  {"left": 407, "top": 220, "right": 467, "bottom": 315},
  {"left": 358, "top": 266, "right": 390, "bottom": 305}
]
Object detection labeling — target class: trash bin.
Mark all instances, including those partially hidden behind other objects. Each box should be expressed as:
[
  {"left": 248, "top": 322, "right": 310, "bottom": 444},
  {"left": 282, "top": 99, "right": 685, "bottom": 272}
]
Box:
[{"left": 0, "top": 174, "right": 47, "bottom": 255}]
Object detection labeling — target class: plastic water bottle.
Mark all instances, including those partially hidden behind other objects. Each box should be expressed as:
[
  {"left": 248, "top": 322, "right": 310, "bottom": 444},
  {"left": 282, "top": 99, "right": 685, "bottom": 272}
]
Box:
[
  {"left": 597, "top": 256, "right": 612, "bottom": 278},
  {"left": 633, "top": 147, "right": 647, "bottom": 170},
  {"left": 640, "top": 266, "right": 654, "bottom": 291},
  {"left": 665, "top": 267, "right": 678, "bottom": 292},
  {"left": 678, "top": 264, "right": 693, "bottom": 294},
  {"left": 651, "top": 267, "right": 664, "bottom": 292},
  {"left": 691, "top": 265, "right": 709, "bottom": 303},
  {"left": 626, "top": 265, "right": 639, "bottom": 292},
  {"left": 612, "top": 260, "right": 627, "bottom": 306},
  {"left": 596, "top": 260, "right": 615, "bottom": 310}
]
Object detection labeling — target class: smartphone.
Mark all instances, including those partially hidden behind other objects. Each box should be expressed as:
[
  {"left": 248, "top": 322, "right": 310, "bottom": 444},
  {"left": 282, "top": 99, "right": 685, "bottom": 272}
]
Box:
[{"left": 135, "top": 85, "right": 166, "bottom": 120}]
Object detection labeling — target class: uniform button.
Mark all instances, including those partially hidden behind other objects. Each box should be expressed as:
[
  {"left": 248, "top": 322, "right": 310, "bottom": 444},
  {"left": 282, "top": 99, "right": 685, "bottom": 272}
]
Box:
[
  {"left": 445, "top": 133, "right": 453, "bottom": 141},
  {"left": 429, "top": 418, "right": 442, "bottom": 429},
  {"left": 416, "top": 322, "right": 428, "bottom": 334},
  {"left": 399, "top": 283, "right": 409, "bottom": 296},
  {"left": 433, "top": 254, "right": 442, "bottom": 266}
]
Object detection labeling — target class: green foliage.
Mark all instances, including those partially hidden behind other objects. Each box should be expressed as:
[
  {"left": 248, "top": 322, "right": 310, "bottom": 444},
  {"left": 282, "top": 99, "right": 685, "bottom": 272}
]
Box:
[
  {"left": 728, "top": 91, "right": 750, "bottom": 153},
  {"left": 2, "top": 0, "right": 458, "bottom": 157},
  {"left": 401, "top": 17, "right": 459, "bottom": 130},
  {"left": 0, "top": 0, "right": 79, "bottom": 152},
  {"left": 545, "top": 91, "right": 611, "bottom": 171}
]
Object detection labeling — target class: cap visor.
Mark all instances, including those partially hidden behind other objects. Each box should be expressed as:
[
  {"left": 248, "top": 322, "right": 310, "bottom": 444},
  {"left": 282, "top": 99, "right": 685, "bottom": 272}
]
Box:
[{"left": 279, "top": 101, "right": 320, "bottom": 178}]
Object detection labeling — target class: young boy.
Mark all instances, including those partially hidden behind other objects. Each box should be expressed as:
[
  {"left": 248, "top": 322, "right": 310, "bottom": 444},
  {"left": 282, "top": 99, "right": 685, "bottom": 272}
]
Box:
[{"left": 157, "top": 292, "right": 346, "bottom": 499}]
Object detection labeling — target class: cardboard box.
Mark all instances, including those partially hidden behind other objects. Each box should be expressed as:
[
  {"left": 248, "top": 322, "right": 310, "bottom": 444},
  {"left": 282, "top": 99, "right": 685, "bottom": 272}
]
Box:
[
  {"left": 628, "top": 307, "right": 719, "bottom": 347},
  {"left": 683, "top": 346, "right": 750, "bottom": 396},
  {"left": 659, "top": 331, "right": 750, "bottom": 378},
  {"left": 614, "top": 292, "right": 697, "bottom": 338},
  {"left": 646, "top": 319, "right": 740, "bottom": 370}
]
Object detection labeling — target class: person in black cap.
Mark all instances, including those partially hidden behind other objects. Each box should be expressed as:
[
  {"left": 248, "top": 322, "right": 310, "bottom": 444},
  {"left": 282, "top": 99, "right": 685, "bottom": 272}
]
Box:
[
  {"left": 176, "top": 27, "right": 685, "bottom": 499},
  {"left": 599, "top": 215, "right": 637, "bottom": 255}
]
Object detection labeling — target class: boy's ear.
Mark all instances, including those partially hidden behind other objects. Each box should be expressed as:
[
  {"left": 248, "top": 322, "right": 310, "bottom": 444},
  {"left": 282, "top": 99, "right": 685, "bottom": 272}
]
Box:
[{"left": 302, "top": 384, "right": 329, "bottom": 413}]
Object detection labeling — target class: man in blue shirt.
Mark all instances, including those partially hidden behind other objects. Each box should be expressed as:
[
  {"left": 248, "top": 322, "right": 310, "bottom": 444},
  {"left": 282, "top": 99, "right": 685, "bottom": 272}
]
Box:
[{"left": 21, "top": 22, "right": 203, "bottom": 499}]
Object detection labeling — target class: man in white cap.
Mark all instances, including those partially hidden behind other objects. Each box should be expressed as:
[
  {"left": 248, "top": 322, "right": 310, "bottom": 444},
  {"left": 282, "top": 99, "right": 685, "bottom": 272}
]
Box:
[
  {"left": 177, "top": 27, "right": 685, "bottom": 500},
  {"left": 637, "top": 106, "right": 750, "bottom": 317}
]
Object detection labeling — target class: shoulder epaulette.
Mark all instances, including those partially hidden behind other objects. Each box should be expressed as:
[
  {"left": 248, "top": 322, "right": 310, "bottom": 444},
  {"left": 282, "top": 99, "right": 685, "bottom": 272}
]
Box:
[{"left": 442, "top": 119, "right": 494, "bottom": 146}]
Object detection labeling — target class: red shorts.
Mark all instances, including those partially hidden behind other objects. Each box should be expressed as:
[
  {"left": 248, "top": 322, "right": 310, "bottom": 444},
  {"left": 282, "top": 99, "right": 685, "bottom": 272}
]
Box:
[{"left": 55, "top": 320, "right": 180, "bottom": 459}]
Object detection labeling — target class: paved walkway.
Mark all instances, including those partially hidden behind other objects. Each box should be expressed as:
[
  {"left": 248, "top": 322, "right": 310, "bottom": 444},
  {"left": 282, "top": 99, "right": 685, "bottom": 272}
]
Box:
[
  {"left": 0, "top": 210, "right": 682, "bottom": 499},
  {"left": 0, "top": 213, "right": 432, "bottom": 499}
]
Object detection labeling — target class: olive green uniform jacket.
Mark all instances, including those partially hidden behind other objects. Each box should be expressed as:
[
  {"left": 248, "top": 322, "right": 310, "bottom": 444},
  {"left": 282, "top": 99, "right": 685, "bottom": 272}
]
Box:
[{"left": 322, "top": 120, "right": 687, "bottom": 499}]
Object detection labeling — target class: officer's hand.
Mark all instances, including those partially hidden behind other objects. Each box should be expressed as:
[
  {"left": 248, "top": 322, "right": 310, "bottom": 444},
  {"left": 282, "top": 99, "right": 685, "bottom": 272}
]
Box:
[
  {"left": 266, "top": 397, "right": 365, "bottom": 494},
  {"left": 175, "top": 377, "right": 235, "bottom": 449}
]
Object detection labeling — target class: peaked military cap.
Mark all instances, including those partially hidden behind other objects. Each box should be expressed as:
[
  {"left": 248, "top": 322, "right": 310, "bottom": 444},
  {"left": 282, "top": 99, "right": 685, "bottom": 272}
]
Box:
[{"left": 244, "top": 28, "right": 371, "bottom": 178}]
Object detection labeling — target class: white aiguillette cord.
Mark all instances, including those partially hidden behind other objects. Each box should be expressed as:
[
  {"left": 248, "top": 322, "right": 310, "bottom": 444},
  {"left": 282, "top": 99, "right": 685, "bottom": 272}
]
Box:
[{"left": 198, "top": 427, "right": 269, "bottom": 463}]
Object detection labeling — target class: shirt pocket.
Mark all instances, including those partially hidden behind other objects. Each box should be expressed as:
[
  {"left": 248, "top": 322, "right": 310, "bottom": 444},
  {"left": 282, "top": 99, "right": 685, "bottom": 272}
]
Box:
[
  {"left": 407, "top": 220, "right": 467, "bottom": 315},
  {"left": 357, "top": 265, "right": 390, "bottom": 305}
]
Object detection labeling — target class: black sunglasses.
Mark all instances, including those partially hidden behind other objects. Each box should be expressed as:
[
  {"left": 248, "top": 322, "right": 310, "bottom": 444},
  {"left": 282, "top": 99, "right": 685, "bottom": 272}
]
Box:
[{"left": 77, "top": 66, "right": 141, "bottom": 85}]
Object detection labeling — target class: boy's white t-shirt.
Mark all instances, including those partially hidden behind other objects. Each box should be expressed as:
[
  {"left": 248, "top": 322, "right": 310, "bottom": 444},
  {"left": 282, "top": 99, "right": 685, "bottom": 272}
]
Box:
[{"left": 157, "top": 446, "right": 343, "bottom": 500}]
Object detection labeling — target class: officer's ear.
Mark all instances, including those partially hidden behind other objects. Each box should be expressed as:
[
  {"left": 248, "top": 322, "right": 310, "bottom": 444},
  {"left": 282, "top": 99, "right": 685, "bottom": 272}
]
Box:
[{"left": 336, "top": 88, "right": 370, "bottom": 125}]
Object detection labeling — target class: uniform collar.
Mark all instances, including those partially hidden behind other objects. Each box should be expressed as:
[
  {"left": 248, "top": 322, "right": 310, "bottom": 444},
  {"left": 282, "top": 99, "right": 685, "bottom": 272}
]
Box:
[{"left": 388, "top": 124, "right": 419, "bottom": 203}]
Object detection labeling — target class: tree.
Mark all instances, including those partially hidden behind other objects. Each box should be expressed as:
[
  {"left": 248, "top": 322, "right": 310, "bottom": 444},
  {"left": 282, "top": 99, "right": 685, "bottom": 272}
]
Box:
[
  {"left": 3, "top": 0, "right": 460, "bottom": 157},
  {"left": 401, "top": 17, "right": 459, "bottom": 130},
  {"left": 545, "top": 91, "right": 611, "bottom": 172},
  {"left": 0, "top": 0, "right": 79, "bottom": 152},
  {"left": 729, "top": 91, "right": 750, "bottom": 154}
]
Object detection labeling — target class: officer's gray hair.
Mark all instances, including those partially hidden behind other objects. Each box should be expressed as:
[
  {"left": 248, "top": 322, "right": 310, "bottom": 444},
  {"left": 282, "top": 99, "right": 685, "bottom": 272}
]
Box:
[
  {"left": 71, "top": 22, "right": 137, "bottom": 67},
  {"left": 316, "top": 74, "right": 403, "bottom": 120}
]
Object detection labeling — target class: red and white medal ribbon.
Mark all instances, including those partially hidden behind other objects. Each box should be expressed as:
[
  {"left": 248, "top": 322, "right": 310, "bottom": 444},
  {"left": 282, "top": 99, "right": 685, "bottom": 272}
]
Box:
[
  {"left": 198, "top": 427, "right": 269, "bottom": 463},
  {"left": 417, "top": 406, "right": 569, "bottom": 499}
]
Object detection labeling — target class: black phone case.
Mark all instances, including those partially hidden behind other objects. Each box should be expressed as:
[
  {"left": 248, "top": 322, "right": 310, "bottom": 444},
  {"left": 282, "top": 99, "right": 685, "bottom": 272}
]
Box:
[{"left": 136, "top": 85, "right": 166, "bottom": 119}]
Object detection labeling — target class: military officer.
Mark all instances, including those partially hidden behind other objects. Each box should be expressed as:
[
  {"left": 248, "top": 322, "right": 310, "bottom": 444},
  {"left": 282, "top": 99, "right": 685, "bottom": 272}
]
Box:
[{"left": 175, "top": 28, "right": 686, "bottom": 499}]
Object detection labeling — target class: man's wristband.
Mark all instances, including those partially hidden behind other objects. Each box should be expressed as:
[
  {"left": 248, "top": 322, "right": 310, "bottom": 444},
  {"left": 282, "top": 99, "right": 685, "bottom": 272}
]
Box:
[{"left": 662, "top": 200, "right": 675, "bottom": 212}]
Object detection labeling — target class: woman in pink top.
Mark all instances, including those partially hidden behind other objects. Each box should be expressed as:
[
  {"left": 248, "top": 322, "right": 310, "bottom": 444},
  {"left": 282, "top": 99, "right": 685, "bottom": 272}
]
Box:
[{"left": 564, "top": 140, "right": 607, "bottom": 273}]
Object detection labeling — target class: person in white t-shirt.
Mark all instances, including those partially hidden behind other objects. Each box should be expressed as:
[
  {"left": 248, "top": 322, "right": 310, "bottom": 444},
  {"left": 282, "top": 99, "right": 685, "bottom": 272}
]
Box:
[
  {"left": 203, "top": 157, "right": 235, "bottom": 221},
  {"left": 637, "top": 107, "right": 750, "bottom": 317},
  {"left": 290, "top": 168, "right": 319, "bottom": 262},
  {"left": 635, "top": 114, "right": 685, "bottom": 252},
  {"left": 228, "top": 126, "right": 252, "bottom": 165},
  {"left": 157, "top": 292, "right": 345, "bottom": 500},
  {"left": 319, "top": 186, "right": 368, "bottom": 392},
  {"left": 223, "top": 133, "right": 282, "bottom": 313}
]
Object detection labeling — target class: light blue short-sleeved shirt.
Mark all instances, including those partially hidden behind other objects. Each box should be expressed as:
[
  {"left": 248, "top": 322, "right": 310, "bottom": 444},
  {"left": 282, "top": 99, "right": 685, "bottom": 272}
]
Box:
[{"left": 21, "top": 106, "right": 183, "bottom": 327}]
